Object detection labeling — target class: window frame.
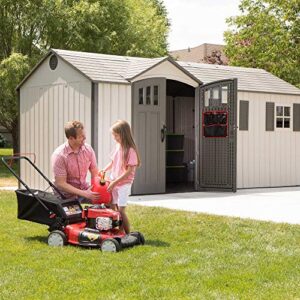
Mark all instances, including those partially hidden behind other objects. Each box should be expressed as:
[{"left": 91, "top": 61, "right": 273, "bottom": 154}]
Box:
[{"left": 275, "top": 104, "right": 292, "bottom": 130}]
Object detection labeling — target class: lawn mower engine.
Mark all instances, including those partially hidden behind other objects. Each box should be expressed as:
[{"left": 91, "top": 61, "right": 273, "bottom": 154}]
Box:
[
  {"left": 59, "top": 204, "right": 144, "bottom": 252},
  {"left": 85, "top": 205, "right": 121, "bottom": 231}
]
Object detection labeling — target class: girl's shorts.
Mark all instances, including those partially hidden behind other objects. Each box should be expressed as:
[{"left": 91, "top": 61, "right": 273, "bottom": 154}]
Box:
[{"left": 111, "top": 184, "right": 132, "bottom": 207}]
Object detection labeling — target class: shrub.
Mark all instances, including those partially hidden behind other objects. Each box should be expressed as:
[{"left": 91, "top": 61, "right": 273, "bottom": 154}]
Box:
[{"left": 0, "top": 134, "right": 6, "bottom": 148}]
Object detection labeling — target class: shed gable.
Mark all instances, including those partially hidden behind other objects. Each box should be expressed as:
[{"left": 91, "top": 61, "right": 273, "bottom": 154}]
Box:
[
  {"left": 21, "top": 54, "right": 90, "bottom": 90},
  {"left": 132, "top": 60, "right": 199, "bottom": 88}
]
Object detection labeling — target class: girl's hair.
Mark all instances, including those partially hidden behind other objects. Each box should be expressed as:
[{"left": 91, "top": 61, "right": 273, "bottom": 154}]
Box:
[{"left": 111, "top": 120, "right": 141, "bottom": 168}]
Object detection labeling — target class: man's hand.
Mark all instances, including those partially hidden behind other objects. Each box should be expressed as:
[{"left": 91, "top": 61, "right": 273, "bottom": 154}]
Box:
[{"left": 83, "top": 186, "right": 100, "bottom": 200}]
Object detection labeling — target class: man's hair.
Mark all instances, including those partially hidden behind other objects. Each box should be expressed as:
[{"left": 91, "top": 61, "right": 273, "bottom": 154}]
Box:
[{"left": 64, "top": 121, "right": 84, "bottom": 139}]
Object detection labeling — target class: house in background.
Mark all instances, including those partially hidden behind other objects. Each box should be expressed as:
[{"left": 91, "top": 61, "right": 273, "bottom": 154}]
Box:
[
  {"left": 170, "top": 43, "right": 228, "bottom": 65},
  {"left": 17, "top": 49, "right": 300, "bottom": 195}
]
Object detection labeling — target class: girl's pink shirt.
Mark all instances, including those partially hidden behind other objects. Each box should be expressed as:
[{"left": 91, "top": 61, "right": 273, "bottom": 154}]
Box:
[{"left": 110, "top": 144, "right": 138, "bottom": 186}]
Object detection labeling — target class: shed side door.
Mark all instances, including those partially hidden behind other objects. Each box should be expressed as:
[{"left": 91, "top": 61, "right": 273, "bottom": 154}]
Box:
[
  {"left": 198, "top": 79, "right": 237, "bottom": 191},
  {"left": 132, "top": 78, "right": 166, "bottom": 194}
]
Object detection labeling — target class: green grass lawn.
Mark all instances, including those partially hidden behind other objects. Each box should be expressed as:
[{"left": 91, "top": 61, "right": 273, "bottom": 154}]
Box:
[
  {"left": 0, "top": 191, "right": 300, "bottom": 299},
  {"left": 0, "top": 148, "right": 18, "bottom": 186}
]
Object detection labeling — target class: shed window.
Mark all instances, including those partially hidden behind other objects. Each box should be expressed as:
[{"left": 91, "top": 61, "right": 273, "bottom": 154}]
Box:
[
  {"left": 276, "top": 105, "right": 290, "bottom": 128},
  {"left": 204, "top": 90, "right": 209, "bottom": 106},
  {"left": 221, "top": 86, "right": 228, "bottom": 104},
  {"left": 138, "top": 88, "right": 143, "bottom": 105},
  {"left": 146, "top": 86, "right": 151, "bottom": 105},
  {"left": 212, "top": 87, "right": 219, "bottom": 99},
  {"left": 49, "top": 54, "right": 58, "bottom": 70},
  {"left": 153, "top": 86, "right": 158, "bottom": 105}
]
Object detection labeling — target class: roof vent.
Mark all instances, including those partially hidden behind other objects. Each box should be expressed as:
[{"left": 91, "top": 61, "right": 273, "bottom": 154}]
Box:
[{"left": 49, "top": 54, "right": 58, "bottom": 70}]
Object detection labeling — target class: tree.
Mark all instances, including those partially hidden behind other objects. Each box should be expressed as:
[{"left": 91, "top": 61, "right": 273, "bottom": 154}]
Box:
[
  {"left": 224, "top": 0, "right": 300, "bottom": 88},
  {"left": 0, "top": 53, "right": 31, "bottom": 154},
  {"left": 0, "top": 0, "right": 170, "bottom": 153},
  {"left": 204, "top": 50, "right": 226, "bottom": 65},
  {"left": 42, "top": 0, "right": 169, "bottom": 57}
]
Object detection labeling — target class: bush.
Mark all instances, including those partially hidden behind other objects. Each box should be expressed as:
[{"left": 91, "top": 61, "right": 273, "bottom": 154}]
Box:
[{"left": 0, "top": 134, "right": 6, "bottom": 148}]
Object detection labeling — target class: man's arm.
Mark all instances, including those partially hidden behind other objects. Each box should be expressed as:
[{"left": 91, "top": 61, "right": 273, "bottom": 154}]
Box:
[
  {"left": 55, "top": 176, "right": 100, "bottom": 200},
  {"left": 90, "top": 167, "right": 98, "bottom": 178}
]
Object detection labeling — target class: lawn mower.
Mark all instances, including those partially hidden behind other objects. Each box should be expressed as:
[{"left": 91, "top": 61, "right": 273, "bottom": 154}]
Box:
[{"left": 1, "top": 156, "right": 144, "bottom": 252}]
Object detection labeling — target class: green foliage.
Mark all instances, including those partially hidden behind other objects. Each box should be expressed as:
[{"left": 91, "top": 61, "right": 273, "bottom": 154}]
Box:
[
  {"left": 0, "top": 0, "right": 169, "bottom": 60},
  {"left": 0, "top": 192, "right": 300, "bottom": 298},
  {"left": 0, "top": 134, "right": 6, "bottom": 148},
  {"left": 224, "top": 0, "right": 300, "bottom": 87},
  {"left": 41, "top": 0, "right": 169, "bottom": 57},
  {"left": 0, "top": 54, "right": 31, "bottom": 153}
]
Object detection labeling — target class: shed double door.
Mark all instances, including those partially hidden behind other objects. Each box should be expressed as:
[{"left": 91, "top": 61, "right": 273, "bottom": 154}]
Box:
[
  {"left": 198, "top": 79, "right": 237, "bottom": 191},
  {"left": 132, "top": 78, "right": 166, "bottom": 194}
]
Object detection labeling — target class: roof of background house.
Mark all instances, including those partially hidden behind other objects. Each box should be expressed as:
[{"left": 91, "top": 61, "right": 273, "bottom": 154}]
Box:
[
  {"left": 18, "top": 49, "right": 300, "bottom": 95},
  {"left": 169, "top": 43, "right": 228, "bottom": 65}
]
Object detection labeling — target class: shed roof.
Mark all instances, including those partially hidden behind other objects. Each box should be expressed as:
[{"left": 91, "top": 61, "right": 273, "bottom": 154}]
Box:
[
  {"left": 178, "top": 61, "right": 300, "bottom": 95},
  {"left": 18, "top": 49, "right": 300, "bottom": 95},
  {"left": 53, "top": 49, "right": 170, "bottom": 83}
]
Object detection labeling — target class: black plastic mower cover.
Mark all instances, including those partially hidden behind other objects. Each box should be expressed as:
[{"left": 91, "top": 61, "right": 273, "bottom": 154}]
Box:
[
  {"left": 1, "top": 156, "right": 83, "bottom": 226},
  {"left": 16, "top": 189, "right": 83, "bottom": 226}
]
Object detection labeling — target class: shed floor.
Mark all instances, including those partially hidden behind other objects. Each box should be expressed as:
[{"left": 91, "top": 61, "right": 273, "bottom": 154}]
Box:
[
  {"left": 129, "top": 186, "right": 300, "bottom": 225},
  {"left": 166, "top": 182, "right": 194, "bottom": 193}
]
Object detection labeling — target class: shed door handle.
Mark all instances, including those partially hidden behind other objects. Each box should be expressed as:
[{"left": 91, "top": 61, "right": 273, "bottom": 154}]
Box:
[{"left": 161, "top": 124, "right": 167, "bottom": 142}]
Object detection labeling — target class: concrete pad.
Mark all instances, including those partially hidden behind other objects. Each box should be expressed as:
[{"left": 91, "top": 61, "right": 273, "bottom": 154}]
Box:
[
  {"left": 129, "top": 187, "right": 300, "bottom": 225},
  {"left": 0, "top": 186, "right": 17, "bottom": 191}
]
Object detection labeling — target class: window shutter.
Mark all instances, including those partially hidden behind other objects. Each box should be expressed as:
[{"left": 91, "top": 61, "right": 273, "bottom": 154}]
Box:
[
  {"left": 266, "top": 102, "right": 274, "bottom": 131},
  {"left": 239, "top": 100, "right": 249, "bottom": 130},
  {"left": 293, "top": 103, "right": 300, "bottom": 131}
]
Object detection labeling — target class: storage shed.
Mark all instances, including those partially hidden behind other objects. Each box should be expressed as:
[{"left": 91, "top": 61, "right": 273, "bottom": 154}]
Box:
[{"left": 17, "top": 49, "right": 300, "bottom": 194}]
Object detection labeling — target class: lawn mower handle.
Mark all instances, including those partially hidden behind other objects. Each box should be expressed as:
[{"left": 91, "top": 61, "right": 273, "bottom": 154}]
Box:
[{"left": 1, "top": 156, "right": 65, "bottom": 199}]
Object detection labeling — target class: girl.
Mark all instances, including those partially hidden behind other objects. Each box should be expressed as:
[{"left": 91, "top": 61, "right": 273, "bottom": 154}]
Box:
[{"left": 103, "top": 120, "right": 141, "bottom": 234}]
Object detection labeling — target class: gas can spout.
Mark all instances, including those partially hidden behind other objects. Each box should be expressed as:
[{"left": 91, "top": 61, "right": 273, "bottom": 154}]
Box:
[{"left": 99, "top": 170, "right": 106, "bottom": 186}]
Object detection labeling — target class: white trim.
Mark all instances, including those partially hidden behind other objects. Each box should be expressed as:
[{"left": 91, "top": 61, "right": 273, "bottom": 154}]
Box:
[{"left": 275, "top": 104, "right": 292, "bottom": 131}]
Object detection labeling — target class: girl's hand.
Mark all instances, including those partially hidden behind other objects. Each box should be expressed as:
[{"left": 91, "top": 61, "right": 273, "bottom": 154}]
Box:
[{"left": 107, "top": 181, "right": 116, "bottom": 192}]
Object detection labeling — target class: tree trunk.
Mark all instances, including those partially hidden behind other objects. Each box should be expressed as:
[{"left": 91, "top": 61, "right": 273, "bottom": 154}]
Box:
[{"left": 11, "top": 119, "right": 19, "bottom": 155}]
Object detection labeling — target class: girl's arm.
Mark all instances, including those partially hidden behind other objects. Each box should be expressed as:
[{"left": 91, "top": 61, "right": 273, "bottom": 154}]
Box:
[
  {"left": 107, "top": 165, "right": 136, "bottom": 191},
  {"left": 103, "top": 160, "right": 113, "bottom": 172}
]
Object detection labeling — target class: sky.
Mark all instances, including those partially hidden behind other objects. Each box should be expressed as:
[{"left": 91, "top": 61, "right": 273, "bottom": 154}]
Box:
[{"left": 163, "top": 0, "right": 241, "bottom": 51}]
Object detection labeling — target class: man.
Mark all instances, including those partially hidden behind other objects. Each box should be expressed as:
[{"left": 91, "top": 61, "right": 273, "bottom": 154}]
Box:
[{"left": 51, "top": 120, "right": 100, "bottom": 201}]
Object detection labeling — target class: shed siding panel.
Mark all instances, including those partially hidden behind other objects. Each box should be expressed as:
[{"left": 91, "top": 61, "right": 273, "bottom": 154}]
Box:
[
  {"left": 97, "top": 83, "right": 132, "bottom": 169},
  {"left": 20, "top": 81, "right": 91, "bottom": 190},
  {"left": 237, "top": 92, "right": 300, "bottom": 188}
]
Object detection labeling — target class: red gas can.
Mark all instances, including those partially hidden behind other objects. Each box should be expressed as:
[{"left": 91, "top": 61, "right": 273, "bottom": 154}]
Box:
[{"left": 91, "top": 171, "right": 112, "bottom": 204}]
